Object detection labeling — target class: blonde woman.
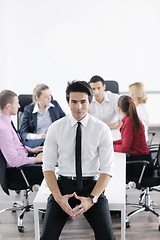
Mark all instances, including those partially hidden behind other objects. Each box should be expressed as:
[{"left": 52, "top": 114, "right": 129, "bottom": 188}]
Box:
[
  {"left": 21, "top": 84, "right": 65, "bottom": 148},
  {"left": 129, "top": 82, "right": 149, "bottom": 143}
]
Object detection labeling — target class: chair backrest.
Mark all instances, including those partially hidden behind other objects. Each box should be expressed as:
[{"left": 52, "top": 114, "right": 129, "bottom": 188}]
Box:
[
  {"left": 154, "top": 144, "right": 160, "bottom": 176},
  {"left": 18, "top": 94, "right": 33, "bottom": 112},
  {"left": 0, "top": 151, "right": 9, "bottom": 195},
  {"left": 104, "top": 80, "right": 119, "bottom": 94},
  {"left": 17, "top": 94, "right": 33, "bottom": 132},
  {"left": 150, "top": 144, "right": 160, "bottom": 168}
]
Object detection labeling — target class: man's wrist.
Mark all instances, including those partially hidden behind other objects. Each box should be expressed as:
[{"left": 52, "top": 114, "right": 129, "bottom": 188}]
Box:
[
  {"left": 54, "top": 193, "right": 63, "bottom": 203},
  {"left": 88, "top": 194, "right": 98, "bottom": 204}
]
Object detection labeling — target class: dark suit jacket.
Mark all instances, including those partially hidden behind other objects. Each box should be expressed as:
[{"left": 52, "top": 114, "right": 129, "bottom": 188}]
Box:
[{"left": 20, "top": 100, "right": 65, "bottom": 141}]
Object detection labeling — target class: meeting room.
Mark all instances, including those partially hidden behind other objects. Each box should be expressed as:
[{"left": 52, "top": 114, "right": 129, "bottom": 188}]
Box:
[{"left": 0, "top": 1, "right": 160, "bottom": 240}]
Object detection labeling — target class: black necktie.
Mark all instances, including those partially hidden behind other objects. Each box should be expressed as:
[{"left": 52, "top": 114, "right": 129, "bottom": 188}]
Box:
[
  {"left": 75, "top": 122, "right": 83, "bottom": 193},
  {"left": 11, "top": 121, "right": 25, "bottom": 147}
]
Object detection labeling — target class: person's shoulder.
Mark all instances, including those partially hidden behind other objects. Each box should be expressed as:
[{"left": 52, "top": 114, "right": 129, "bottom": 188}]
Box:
[
  {"left": 88, "top": 114, "right": 110, "bottom": 130},
  {"left": 105, "top": 91, "right": 119, "bottom": 98},
  {"left": 105, "top": 91, "right": 119, "bottom": 105},
  {"left": 51, "top": 99, "right": 58, "bottom": 105},
  {"left": 0, "top": 119, "right": 9, "bottom": 135},
  {"left": 137, "top": 103, "right": 146, "bottom": 112},
  {"left": 124, "top": 115, "right": 133, "bottom": 126},
  {"left": 0, "top": 120, "right": 7, "bottom": 130}
]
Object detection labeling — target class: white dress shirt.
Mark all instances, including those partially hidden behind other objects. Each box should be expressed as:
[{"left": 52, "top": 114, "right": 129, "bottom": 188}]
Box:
[
  {"left": 88, "top": 91, "right": 119, "bottom": 124},
  {"left": 136, "top": 103, "right": 149, "bottom": 142},
  {"left": 42, "top": 113, "right": 114, "bottom": 177}
]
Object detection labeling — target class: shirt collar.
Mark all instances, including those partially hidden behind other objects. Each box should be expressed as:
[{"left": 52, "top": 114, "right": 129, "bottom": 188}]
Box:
[
  {"left": 32, "top": 102, "right": 55, "bottom": 113},
  {"left": 69, "top": 113, "right": 89, "bottom": 128}
]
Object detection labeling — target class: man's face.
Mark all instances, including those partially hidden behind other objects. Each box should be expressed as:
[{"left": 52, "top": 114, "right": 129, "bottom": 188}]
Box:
[
  {"left": 89, "top": 81, "right": 105, "bottom": 103},
  {"left": 10, "top": 96, "right": 20, "bottom": 115},
  {"left": 68, "top": 92, "right": 91, "bottom": 121}
]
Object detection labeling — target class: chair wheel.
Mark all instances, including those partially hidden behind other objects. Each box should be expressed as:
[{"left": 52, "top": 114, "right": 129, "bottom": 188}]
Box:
[
  {"left": 15, "top": 190, "right": 21, "bottom": 194},
  {"left": 126, "top": 221, "right": 131, "bottom": 228},
  {"left": 18, "top": 226, "right": 25, "bottom": 233},
  {"left": 12, "top": 203, "right": 17, "bottom": 212}
]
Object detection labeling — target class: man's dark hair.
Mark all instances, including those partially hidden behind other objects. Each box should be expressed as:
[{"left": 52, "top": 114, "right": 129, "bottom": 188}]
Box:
[
  {"left": 0, "top": 90, "right": 17, "bottom": 110},
  {"left": 66, "top": 80, "right": 93, "bottom": 103},
  {"left": 89, "top": 75, "right": 105, "bottom": 85}
]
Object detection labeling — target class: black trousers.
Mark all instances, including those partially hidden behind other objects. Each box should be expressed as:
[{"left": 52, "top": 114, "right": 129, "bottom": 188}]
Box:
[{"left": 40, "top": 177, "right": 115, "bottom": 240}]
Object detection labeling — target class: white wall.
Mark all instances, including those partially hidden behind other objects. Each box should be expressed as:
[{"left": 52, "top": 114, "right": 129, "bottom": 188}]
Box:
[{"left": 0, "top": 0, "right": 160, "bottom": 125}]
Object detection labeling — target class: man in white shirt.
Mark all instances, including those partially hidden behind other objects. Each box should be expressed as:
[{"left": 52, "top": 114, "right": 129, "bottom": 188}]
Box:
[
  {"left": 89, "top": 75, "right": 121, "bottom": 130},
  {"left": 40, "top": 81, "right": 115, "bottom": 240}
]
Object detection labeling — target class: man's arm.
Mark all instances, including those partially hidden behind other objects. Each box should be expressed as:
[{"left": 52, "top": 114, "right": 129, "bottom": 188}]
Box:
[
  {"left": 0, "top": 127, "right": 35, "bottom": 167},
  {"left": 44, "top": 171, "right": 75, "bottom": 217},
  {"left": 90, "top": 173, "right": 111, "bottom": 197}
]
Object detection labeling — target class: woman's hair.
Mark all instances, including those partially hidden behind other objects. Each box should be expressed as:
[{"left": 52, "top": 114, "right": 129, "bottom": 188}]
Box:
[
  {"left": 118, "top": 95, "right": 142, "bottom": 135},
  {"left": 33, "top": 84, "right": 49, "bottom": 103},
  {"left": 66, "top": 80, "right": 93, "bottom": 103},
  {"left": 129, "top": 82, "right": 147, "bottom": 104},
  {"left": 0, "top": 90, "right": 17, "bottom": 110}
]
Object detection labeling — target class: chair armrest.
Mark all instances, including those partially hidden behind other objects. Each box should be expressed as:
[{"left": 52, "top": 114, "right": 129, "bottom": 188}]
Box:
[
  {"left": 126, "top": 160, "right": 150, "bottom": 188},
  {"left": 126, "top": 160, "right": 150, "bottom": 165},
  {"left": 18, "top": 164, "right": 43, "bottom": 189},
  {"left": 149, "top": 144, "right": 159, "bottom": 150},
  {"left": 18, "top": 163, "right": 42, "bottom": 169},
  {"left": 7, "top": 163, "right": 43, "bottom": 190}
]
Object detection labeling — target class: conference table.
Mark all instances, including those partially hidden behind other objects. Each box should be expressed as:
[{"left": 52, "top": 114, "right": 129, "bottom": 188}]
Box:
[{"left": 33, "top": 129, "right": 126, "bottom": 240}]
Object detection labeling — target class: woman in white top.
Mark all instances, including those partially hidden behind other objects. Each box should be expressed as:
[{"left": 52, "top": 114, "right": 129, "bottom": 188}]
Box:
[{"left": 128, "top": 82, "right": 149, "bottom": 143}]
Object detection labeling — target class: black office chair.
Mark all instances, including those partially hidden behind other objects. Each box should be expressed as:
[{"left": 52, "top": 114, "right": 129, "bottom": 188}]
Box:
[
  {"left": 126, "top": 144, "right": 160, "bottom": 230},
  {"left": 17, "top": 94, "right": 33, "bottom": 133},
  {"left": 0, "top": 150, "right": 44, "bottom": 233},
  {"left": 104, "top": 80, "right": 119, "bottom": 94}
]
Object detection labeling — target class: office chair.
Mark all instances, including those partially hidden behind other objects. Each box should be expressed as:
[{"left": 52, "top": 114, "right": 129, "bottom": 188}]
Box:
[
  {"left": 0, "top": 150, "right": 44, "bottom": 233},
  {"left": 17, "top": 94, "right": 33, "bottom": 133},
  {"left": 104, "top": 80, "right": 119, "bottom": 94},
  {"left": 126, "top": 144, "right": 160, "bottom": 230}
]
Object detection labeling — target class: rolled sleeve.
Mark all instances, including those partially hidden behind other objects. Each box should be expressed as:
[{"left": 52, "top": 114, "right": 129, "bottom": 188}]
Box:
[
  {"left": 42, "top": 124, "right": 58, "bottom": 172},
  {"left": 99, "top": 125, "right": 114, "bottom": 177}
]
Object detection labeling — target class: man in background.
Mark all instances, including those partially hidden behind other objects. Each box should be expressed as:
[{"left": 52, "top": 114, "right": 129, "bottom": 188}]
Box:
[
  {"left": 89, "top": 75, "right": 121, "bottom": 129},
  {"left": 0, "top": 90, "right": 42, "bottom": 167}
]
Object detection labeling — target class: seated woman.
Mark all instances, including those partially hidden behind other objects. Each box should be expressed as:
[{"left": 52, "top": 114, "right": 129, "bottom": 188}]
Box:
[
  {"left": 113, "top": 95, "right": 153, "bottom": 179},
  {"left": 20, "top": 83, "right": 65, "bottom": 148},
  {"left": 128, "top": 82, "right": 149, "bottom": 143}
]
